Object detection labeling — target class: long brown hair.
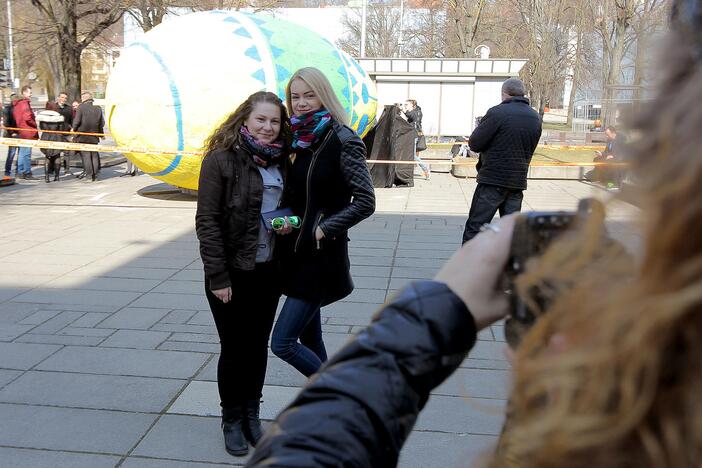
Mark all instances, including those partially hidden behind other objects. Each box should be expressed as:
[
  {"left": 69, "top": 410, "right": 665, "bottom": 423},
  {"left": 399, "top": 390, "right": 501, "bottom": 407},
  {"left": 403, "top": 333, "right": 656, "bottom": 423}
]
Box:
[
  {"left": 492, "top": 3, "right": 702, "bottom": 467},
  {"left": 203, "top": 91, "right": 290, "bottom": 156}
]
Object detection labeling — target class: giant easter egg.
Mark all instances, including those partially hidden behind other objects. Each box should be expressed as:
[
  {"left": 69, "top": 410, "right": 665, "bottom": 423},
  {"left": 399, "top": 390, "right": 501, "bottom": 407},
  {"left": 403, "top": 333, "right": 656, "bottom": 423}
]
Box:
[{"left": 106, "top": 11, "right": 378, "bottom": 191}]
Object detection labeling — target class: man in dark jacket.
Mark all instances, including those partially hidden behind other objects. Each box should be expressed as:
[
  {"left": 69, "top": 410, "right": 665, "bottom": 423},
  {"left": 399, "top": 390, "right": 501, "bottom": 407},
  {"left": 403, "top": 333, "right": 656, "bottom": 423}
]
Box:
[
  {"left": 12, "top": 85, "right": 39, "bottom": 180},
  {"left": 3, "top": 93, "right": 18, "bottom": 177},
  {"left": 45, "top": 92, "right": 73, "bottom": 129},
  {"left": 45, "top": 92, "right": 74, "bottom": 176},
  {"left": 72, "top": 92, "right": 105, "bottom": 181},
  {"left": 461, "top": 78, "right": 542, "bottom": 244}
]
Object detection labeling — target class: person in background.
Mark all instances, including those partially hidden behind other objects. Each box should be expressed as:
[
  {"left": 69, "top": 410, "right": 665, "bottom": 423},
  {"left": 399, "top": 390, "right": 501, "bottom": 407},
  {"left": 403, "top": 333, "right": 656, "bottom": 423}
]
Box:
[
  {"left": 12, "top": 85, "right": 38, "bottom": 180},
  {"left": 2, "top": 93, "right": 19, "bottom": 178},
  {"left": 586, "top": 125, "right": 620, "bottom": 189},
  {"left": 271, "top": 67, "right": 375, "bottom": 379},
  {"left": 72, "top": 92, "right": 104, "bottom": 181},
  {"left": 403, "top": 99, "right": 431, "bottom": 179},
  {"left": 196, "top": 91, "right": 290, "bottom": 457},
  {"left": 461, "top": 78, "right": 542, "bottom": 244},
  {"left": 46, "top": 92, "right": 74, "bottom": 176}
]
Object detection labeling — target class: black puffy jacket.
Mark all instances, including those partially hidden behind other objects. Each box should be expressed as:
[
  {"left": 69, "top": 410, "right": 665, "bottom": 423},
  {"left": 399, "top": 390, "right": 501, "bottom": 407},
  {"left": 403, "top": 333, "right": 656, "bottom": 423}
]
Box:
[
  {"left": 278, "top": 120, "right": 375, "bottom": 305},
  {"left": 246, "top": 281, "right": 478, "bottom": 467},
  {"left": 469, "top": 97, "right": 542, "bottom": 190}
]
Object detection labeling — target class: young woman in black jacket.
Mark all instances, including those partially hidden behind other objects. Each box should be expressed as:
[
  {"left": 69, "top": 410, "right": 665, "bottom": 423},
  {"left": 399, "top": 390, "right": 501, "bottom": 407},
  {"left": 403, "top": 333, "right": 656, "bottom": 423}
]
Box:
[
  {"left": 195, "top": 91, "right": 290, "bottom": 457},
  {"left": 270, "top": 67, "right": 375, "bottom": 378}
]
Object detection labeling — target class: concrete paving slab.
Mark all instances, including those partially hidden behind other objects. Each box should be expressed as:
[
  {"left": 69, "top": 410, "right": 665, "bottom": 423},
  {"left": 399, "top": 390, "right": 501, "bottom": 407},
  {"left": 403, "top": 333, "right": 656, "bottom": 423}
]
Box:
[
  {"left": 0, "top": 371, "right": 185, "bottom": 413},
  {"left": 43, "top": 276, "right": 162, "bottom": 292},
  {"left": 98, "top": 307, "right": 171, "bottom": 330},
  {"left": 121, "top": 458, "right": 240, "bottom": 468},
  {"left": 0, "top": 370, "right": 22, "bottom": 389},
  {"left": 133, "top": 414, "right": 253, "bottom": 464},
  {"left": 186, "top": 311, "right": 214, "bottom": 326},
  {"left": 66, "top": 265, "right": 179, "bottom": 280},
  {"left": 70, "top": 312, "right": 111, "bottom": 327},
  {"left": 152, "top": 280, "right": 205, "bottom": 295},
  {"left": 35, "top": 346, "right": 208, "bottom": 379},
  {"left": 416, "top": 395, "right": 506, "bottom": 435},
  {"left": 0, "top": 342, "right": 61, "bottom": 370},
  {"left": 20, "top": 310, "right": 61, "bottom": 328},
  {"left": 168, "top": 332, "right": 219, "bottom": 344},
  {"left": 0, "top": 447, "right": 120, "bottom": 468},
  {"left": 434, "top": 368, "right": 511, "bottom": 400},
  {"left": 160, "top": 309, "right": 198, "bottom": 324},
  {"left": 15, "top": 333, "right": 105, "bottom": 346},
  {"left": 168, "top": 381, "right": 298, "bottom": 421},
  {"left": 0, "top": 403, "right": 157, "bottom": 454},
  {"left": 158, "top": 341, "right": 219, "bottom": 353},
  {"left": 130, "top": 292, "right": 210, "bottom": 311},
  {"left": 0, "top": 324, "right": 34, "bottom": 341},
  {"left": 29, "top": 311, "right": 84, "bottom": 334},
  {"left": 100, "top": 330, "right": 171, "bottom": 349},
  {"left": 398, "top": 431, "right": 497, "bottom": 468},
  {"left": 11, "top": 288, "right": 140, "bottom": 308}
]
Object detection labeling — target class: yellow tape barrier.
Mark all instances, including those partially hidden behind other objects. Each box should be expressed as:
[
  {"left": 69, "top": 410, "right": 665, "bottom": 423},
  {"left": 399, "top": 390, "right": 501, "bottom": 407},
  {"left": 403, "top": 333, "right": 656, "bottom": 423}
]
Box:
[{"left": 0, "top": 137, "right": 626, "bottom": 168}]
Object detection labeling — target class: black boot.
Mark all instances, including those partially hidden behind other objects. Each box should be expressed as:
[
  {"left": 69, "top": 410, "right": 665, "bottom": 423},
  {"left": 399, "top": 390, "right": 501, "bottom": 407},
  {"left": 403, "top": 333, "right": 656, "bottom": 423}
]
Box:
[
  {"left": 221, "top": 407, "right": 248, "bottom": 456},
  {"left": 242, "top": 399, "right": 264, "bottom": 446}
]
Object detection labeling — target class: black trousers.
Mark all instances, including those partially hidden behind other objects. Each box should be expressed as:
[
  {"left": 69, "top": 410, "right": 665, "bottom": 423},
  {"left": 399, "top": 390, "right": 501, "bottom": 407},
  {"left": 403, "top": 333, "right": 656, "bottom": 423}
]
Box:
[
  {"left": 462, "top": 183, "right": 524, "bottom": 244},
  {"left": 80, "top": 151, "right": 101, "bottom": 177},
  {"left": 205, "top": 261, "right": 281, "bottom": 409}
]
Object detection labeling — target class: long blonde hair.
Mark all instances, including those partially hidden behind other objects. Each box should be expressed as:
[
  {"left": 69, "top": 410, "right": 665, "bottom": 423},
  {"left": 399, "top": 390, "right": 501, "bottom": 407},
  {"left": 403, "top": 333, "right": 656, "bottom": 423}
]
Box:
[
  {"left": 285, "top": 67, "right": 349, "bottom": 125},
  {"left": 491, "top": 4, "right": 702, "bottom": 467}
]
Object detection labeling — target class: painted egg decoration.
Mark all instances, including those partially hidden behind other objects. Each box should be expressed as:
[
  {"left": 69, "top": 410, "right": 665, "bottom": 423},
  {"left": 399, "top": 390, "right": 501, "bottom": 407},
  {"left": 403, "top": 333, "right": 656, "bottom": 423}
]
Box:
[{"left": 106, "top": 10, "right": 378, "bottom": 191}]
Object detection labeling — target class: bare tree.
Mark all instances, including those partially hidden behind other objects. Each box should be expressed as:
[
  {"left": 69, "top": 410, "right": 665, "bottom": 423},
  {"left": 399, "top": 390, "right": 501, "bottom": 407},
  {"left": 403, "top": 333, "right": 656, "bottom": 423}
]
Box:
[
  {"left": 445, "top": 0, "right": 486, "bottom": 57},
  {"left": 28, "top": 0, "right": 128, "bottom": 99},
  {"left": 338, "top": 4, "right": 403, "bottom": 57}
]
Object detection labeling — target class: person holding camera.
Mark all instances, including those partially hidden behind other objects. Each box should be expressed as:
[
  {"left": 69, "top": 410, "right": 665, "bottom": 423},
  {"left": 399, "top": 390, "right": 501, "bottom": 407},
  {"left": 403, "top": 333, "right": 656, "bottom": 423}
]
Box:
[
  {"left": 461, "top": 78, "right": 542, "bottom": 244},
  {"left": 196, "top": 91, "right": 290, "bottom": 457},
  {"left": 247, "top": 1, "right": 702, "bottom": 465}
]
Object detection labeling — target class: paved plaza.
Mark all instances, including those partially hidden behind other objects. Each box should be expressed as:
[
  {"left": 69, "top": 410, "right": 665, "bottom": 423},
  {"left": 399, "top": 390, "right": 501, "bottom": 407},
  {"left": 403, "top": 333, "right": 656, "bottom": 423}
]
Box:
[{"left": 0, "top": 163, "right": 639, "bottom": 467}]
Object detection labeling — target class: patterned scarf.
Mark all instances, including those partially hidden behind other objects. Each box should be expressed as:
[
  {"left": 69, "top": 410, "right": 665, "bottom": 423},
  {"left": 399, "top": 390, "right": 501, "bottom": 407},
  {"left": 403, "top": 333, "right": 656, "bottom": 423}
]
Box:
[
  {"left": 239, "top": 126, "right": 285, "bottom": 167},
  {"left": 291, "top": 109, "right": 332, "bottom": 149}
]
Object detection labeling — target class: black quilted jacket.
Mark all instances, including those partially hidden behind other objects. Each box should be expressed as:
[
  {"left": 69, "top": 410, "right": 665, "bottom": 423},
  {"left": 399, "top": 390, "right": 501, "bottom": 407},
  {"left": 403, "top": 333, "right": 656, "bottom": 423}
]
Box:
[
  {"left": 469, "top": 97, "right": 542, "bottom": 190},
  {"left": 277, "top": 119, "right": 375, "bottom": 305},
  {"left": 246, "top": 280, "right": 478, "bottom": 467}
]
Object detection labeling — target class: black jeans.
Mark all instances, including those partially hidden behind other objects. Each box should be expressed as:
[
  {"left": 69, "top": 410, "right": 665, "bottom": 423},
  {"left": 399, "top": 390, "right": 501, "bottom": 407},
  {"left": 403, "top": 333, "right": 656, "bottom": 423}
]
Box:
[
  {"left": 462, "top": 183, "right": 524, "bottom": 244},
  {"left": 205, "top": 261, "right": 281, "bottom": 409}
]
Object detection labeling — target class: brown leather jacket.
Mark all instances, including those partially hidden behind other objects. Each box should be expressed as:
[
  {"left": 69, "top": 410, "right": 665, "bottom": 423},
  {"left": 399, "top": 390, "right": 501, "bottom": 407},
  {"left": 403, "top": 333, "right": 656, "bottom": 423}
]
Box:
[{"left": 196, "top": 144, "right": 287, "bottom": 290}]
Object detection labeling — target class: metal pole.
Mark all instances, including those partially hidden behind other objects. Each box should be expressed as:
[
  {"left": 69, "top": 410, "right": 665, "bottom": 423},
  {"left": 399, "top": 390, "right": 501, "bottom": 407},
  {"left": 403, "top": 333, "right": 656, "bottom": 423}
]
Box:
[
  {"left": 398, "top": 0, "right": 404, "bottom": 57},
  {"left": 7, "top": 0, "right": 16, "bottom": 88},
  {"left": 360, "top": 0, "right": 367, "bottom": 58}
]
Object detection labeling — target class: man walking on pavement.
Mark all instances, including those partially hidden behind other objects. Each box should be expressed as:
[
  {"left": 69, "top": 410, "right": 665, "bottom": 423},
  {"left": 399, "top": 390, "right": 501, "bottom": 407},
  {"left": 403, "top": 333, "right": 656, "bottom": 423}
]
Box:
[
  {"left": 2, "top": 93, "right": 19, "bottom": 178},
  {"left": 72, "top": 91, "right": 104, "bottom": 181},
  {"left": 12, "top": 86, "right": 39, "bottom": 180},
  {"left": 461, "top": 78, "right": 542, "bottom": 244}
]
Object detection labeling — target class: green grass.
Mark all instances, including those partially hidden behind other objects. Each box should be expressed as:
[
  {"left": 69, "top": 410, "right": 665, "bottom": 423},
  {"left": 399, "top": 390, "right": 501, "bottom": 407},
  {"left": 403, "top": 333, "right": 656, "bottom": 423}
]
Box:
[{"left": 541, "top": 122, "right": 570, "bottom": 131}]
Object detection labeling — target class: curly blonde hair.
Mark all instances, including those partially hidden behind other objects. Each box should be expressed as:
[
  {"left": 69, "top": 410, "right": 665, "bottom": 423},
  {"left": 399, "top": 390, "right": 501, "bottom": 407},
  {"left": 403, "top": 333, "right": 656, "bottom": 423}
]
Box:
[{"left": 491, "top": 4, "right": 702, "bottom": 467}]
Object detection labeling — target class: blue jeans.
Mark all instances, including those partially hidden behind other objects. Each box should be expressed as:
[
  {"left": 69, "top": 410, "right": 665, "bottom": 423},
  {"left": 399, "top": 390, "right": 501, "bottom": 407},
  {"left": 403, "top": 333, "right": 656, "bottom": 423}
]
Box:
[
  {"left": 271, "top": 297, "right": 327, "bottom": 377},
  {"left": 4, "top": 146, "right": 17, "bottom": 176},
  {"left": 414, "top": 138, "right": 429, "bottom": 174},
  {"left": 16, "top": 146, "right": 32, "bottom": 175}
]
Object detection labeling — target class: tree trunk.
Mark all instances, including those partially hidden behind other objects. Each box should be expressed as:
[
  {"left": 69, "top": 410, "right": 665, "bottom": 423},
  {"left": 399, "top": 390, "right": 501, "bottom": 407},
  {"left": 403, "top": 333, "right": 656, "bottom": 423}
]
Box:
[
  {"left": 62, "top": 46, "right": 82, "bottom": 101},
  {"left": 566, "top": 28, "right": 584, "bottom": 128}
]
